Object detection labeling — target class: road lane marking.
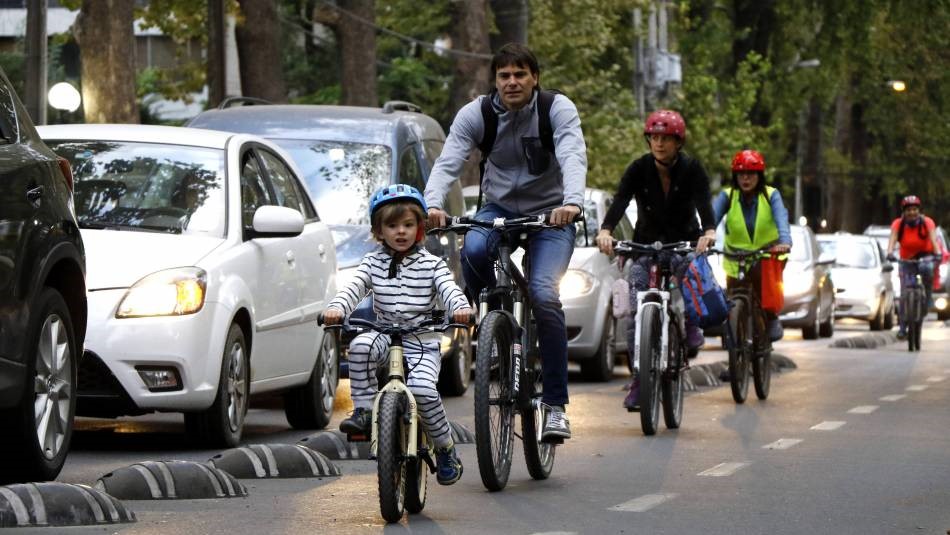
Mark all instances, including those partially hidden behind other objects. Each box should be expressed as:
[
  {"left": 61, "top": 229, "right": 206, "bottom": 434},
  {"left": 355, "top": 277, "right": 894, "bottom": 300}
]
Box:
[
  {"left": 926, "top": 376, "right": 945, "bottom": 383},
  {"left": 811, "top": 421, "right": 846, "bottom": 431},
  {"left": 698, "top": 462, "right": 750, "bottom": 477},
  {"left": 880, "top": 394, "right": 906, "bottom": 401},
  {"left": 763, "top": 438, "right": 803, "bottom": 450},
  {"left": 847, "top": 405, "right": 879, "bottom": 414},
  {"left": 608, "top": 494, "right": 678, "bottom": 512},
  {"left": 906, "top": 385, "right": 929, "bottom": 391}
]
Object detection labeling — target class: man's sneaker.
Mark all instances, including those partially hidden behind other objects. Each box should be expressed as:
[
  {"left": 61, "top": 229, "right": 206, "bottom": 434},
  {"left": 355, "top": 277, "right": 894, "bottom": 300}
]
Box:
[
  {"left": 623, "top": 378, "right": 640, "bottom": 412},
  {"left": 767, "top": 318, "right": 784, "bottom": 342},
  {"left": 435, "top": 445, "right": 463, "bottom": 485},
  {"left": 339, "top": 408, "right": 372, "bottom": 436},
  {"left": 686, "top": 324, "right": 705, "bottom": 350},
  {"left": 541, "top": 405, "right": 571, "bottom": 442}
]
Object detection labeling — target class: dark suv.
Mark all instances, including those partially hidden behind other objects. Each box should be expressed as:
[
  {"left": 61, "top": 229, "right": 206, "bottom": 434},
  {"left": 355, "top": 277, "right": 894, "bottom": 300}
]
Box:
[
  {"left": 0, "top": 68, "right": 86, "bottom": 483},
  {"left": 187, "top": 100, "right": 472, "bottom": 394}
]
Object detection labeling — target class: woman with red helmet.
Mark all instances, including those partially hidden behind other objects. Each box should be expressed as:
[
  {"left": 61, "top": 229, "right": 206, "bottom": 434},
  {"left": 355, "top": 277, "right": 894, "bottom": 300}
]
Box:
[
  {"left": 596, "top": 109, "right": 717, "bottom": 411},
  {"left": 712, "top": 149, "right": 792, "bottom": 343},
  {"left": 886, "top": 195, "right": 940, "bottom": 338}
]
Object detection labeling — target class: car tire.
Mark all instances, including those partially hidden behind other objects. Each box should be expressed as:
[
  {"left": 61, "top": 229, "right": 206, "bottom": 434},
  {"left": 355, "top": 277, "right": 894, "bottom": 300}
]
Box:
[
  {"left": 185, "top": 323, "right": 249, "bottom": 448},
  {"left": 285, "top": 328, "right": 340, "bottom": 430},
  {"left": 869, "top": 297, "right": 885, "bottom": 331},
  {"left": 802, "top": 301, "right": 820, "bottom": 340},
  {"left": 819, "top": 298, "right": 835, "bottom": 338},
  {"left": 0, "top": 288, "right": 78, "bottom": 484},
  {"left": 581, "top": 309, "right": 616, "bottom": 382},
  {"left": 438, "top": 326, "right": 472, "bottom": 397}
]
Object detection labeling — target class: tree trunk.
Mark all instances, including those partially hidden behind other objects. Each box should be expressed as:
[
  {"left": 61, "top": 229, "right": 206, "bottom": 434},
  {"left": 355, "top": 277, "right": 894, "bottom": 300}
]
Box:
[
  {"left": 449, "top": 0, "right": 491, "bottom": 113},
  {"left": 235, "top": 0, "right": 287, "bottom": 103},
  {"left": 315, "top": 0, "right": 376, "bottom": 106},
  {"left": 489, "top": 0, "right": 528, "bottom": 51},
  {"left": 75, "top": 0, "right": 137, "bottom": 123}
]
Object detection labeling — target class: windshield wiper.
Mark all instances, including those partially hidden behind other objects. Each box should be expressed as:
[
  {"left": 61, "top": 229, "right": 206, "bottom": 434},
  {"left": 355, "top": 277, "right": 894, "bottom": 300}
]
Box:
[{"left": 78, "top": 221, "right": 176, "bottom": 233}]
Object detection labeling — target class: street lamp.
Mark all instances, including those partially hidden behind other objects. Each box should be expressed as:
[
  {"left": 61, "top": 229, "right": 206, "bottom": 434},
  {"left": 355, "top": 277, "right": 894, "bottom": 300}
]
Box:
[
  {"left": 887, "top": 80, "right": 906, "bottom": 92},
  {"left": 48, "top": 82, "right": 81, "bottom": 113}
]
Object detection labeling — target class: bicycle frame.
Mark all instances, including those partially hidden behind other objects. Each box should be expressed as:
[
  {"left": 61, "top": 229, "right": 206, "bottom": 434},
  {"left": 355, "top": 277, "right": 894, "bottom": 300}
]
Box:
[{"left": 369, "top": 334, "right": 422, "bottom": 460}]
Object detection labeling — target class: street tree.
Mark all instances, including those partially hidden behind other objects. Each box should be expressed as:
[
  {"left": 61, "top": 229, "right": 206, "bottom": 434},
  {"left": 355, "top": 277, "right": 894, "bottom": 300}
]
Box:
[
  {"left": 315, "top": 0, "right": 377, "bottom": 106},
  {"left": 448, "top": 0, "right": 491, "bottom": 114},
  {"left": 73, "top": 0, "right": 138, "bottom": 123},
  {"left": 235, "top": 0, "right": 288, "bottom": 102}
]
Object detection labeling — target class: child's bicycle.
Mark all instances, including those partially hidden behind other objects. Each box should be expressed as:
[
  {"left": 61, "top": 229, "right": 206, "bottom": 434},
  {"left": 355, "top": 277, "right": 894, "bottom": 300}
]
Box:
[{"left": 319, "top": 312, "right": 461, "bottom": 523}]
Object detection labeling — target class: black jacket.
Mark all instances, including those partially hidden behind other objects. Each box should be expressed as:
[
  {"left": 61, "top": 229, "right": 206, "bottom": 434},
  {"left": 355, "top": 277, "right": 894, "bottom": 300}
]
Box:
[{"left": 601, "top": 152, "right": 716, "bottom": 243}]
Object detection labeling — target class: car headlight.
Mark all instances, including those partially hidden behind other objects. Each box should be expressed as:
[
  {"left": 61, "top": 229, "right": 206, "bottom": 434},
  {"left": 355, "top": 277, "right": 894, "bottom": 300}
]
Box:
[
  {"left": 560, "top": 269, "right": 594, "bottom": 298},
  {"left": 116, "top": 267, "right": 207, "bottom": 318},
  {"left": 936, "top": 296, "right": 949, "bottom": 311}
]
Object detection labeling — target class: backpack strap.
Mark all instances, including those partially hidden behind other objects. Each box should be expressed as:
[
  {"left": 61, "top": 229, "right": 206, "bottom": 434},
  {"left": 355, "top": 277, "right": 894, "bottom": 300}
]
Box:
[
  {"left": 476, "top": 92, "right": 499, "bottom": 211},
  {"left": 537, "top": 89, "right": 557, "bottom": 154}
]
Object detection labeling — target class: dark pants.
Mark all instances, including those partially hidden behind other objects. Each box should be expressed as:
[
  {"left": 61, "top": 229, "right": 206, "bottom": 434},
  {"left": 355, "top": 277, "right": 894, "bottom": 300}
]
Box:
[{"left": 462, "top": 203, "right": 576, "bottom": 406}]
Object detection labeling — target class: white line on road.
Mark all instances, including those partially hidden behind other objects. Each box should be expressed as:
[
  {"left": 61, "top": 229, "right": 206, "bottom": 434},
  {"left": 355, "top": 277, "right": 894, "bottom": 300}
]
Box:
[
  {"left": 906, "top": 385, "right": 929, "bottom": 391},
  {"left": 608, "top": 494, "right": 678, "bottom": 512},
  {"left": 880, "top": 394, "right": 906, "bottom": 401},
  {"left": 698, "top": 462, "right": 750, "bottom": 477},
  {"left": 763, "top": 438, "right": 803, "bottom": 450},
  {"left": 847, "top": 405, "right": 879, "bottom": 414},
  {"left": 811, "top": 421, "right": 846, "bottom": 431},
  {"left": 926, "top": 376, "right": 945, "bottom": 383}
]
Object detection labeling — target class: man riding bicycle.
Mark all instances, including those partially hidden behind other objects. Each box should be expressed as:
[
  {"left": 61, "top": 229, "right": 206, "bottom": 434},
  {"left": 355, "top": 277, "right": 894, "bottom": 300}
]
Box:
[
  {"left": 595, "top": 109, "right": 716, "bottom": 411},
  {"left": 425, "top": 43, "right": 587, "bottom": 442},
  {"left": 712, "top": 149, "right": 792, "bottom": 342},
  {"left": 886, "top": 195, "right": 941, "bottom": 338}
]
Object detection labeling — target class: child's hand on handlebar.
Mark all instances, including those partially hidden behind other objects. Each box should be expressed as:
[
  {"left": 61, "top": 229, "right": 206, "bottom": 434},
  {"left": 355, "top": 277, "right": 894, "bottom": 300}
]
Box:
[
  {"left": 596, "top": 229, "right": 614, "bottom": 255},
  {"left": 323, "top": 308, "right": 344, "bottom": 325},
  {"left": 452, "top": 307, "right": 474, "bottom": 325}
]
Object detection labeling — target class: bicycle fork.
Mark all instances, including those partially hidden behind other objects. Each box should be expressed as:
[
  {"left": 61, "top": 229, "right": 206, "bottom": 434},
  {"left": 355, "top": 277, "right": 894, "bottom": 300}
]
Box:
[
  {"left": 369, "top": 345, "right": 427, "bottom": 467},
  {"left": 633, "top": 290, "right": 670, "bottom": 372}
]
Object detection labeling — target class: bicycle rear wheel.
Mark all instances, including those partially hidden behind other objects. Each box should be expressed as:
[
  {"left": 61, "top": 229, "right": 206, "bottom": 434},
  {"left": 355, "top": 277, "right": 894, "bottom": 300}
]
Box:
[
  {"left": 727, "top": 299, "right": 751, "bottom": 404},
  {"left": 904, "top": 291, "right": 919, "bottom": 352},
  {"left": 404, "top": 426, "right": 428, "bottom": 514},
  {"left": 474, "top": 311, "right": 515, "bottom": 491},
  {"left": 638, "top": 305, "right": 662, "bottom": 436},
  {"left": 377, "top": 392, "right": 406, "bottom": 523},
  {"left": 661, "top": 317, "right": 684, "bottom": 429},
  {"left": 522, "top": 358, "right": 555, "bottom": 480}
]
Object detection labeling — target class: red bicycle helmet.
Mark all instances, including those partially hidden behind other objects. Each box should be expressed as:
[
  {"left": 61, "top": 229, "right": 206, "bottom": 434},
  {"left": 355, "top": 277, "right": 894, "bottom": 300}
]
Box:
[
  {"left": 901, "top": 195, "right": 921, "bottom": 209},
  {"left": 644, "top": 110, "right": 686, "bottom": 141},
  {"left": 731, "top": 149, "right": 766, "bottom": 172}
]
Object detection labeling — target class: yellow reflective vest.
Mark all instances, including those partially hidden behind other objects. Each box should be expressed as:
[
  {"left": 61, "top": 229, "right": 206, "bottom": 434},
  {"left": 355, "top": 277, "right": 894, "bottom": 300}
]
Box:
[{"left": 723, "top": 186, "right": 779, "bottom": 278}]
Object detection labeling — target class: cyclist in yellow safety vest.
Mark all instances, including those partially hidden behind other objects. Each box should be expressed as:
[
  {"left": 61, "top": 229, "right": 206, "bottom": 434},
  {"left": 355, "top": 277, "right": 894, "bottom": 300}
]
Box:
[{"left": 712, "top": 150, "right": 792, "bottom": 341}]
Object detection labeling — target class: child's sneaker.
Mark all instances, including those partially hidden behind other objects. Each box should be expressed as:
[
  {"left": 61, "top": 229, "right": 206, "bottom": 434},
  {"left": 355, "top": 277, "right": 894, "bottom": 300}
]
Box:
[
  {"left": 435, "top": 445, "right": 463, "bottom": 485},
  {"left": 339, "top": 408, "right": 372, "bottom": 436}
]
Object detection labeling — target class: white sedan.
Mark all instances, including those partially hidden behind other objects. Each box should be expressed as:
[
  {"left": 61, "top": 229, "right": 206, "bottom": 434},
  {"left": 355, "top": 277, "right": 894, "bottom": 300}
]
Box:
[{"left": 39, "top": 124, "right": 339, "bottom": 447}]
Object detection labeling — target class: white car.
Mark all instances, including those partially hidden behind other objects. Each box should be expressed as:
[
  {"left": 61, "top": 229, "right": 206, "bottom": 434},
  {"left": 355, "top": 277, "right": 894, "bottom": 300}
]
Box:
[{"left": 39, "top": 124, "right": 339, "bottom": 447}]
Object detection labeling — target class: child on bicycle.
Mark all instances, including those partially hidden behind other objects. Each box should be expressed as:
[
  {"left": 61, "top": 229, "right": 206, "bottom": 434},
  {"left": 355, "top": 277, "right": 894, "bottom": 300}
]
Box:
[
  {"left": 323, "top": 184, "right": 473, "bottom": 485},
  {"left": 886, "top": 195, "right": 941, "bottom": 338},
  {"left": 712, "top": 149, "right": 792, "bottom": 342}
]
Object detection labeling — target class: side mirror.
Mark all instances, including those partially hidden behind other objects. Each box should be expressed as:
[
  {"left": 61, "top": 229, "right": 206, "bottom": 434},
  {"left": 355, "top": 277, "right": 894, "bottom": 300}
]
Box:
[
  {"left": 817, "top": 252, "right": 836, "bottom": 265},
  {"left": 250, "top": 205, "right": 304, "bottom": 238}
]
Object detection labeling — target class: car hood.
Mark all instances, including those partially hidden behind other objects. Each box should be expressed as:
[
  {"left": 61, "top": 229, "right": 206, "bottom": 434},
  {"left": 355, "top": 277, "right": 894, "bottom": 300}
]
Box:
[
  {"left": 81, "top": 229, "right": 224, "bottom": 290},
  {"left": 830, "top": 266, "right": 882, "bottom": 290}
]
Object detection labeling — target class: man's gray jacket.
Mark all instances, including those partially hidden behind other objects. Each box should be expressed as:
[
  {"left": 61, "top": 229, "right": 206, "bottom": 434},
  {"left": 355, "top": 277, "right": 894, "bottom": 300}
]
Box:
[{"left": 425, "top": 90, "right": 587, "bottom": 215}]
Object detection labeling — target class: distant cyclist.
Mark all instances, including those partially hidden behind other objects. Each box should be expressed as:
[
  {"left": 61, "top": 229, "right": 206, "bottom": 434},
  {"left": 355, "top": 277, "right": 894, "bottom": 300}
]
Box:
[
  {"left": 324, "top": 184, "right": 473, "bottom": 485},
  {"left": 425, "top": 43, "right": 587, "bottom": 442},
  {"left": 712, "top": 149, "right": 792, "bottom": 342},
  {"left": 886, "top": 195, "right": 940, "bottom": 338},
  {"left": 596, "top": 109, "right": 716, "bottom": 411}
]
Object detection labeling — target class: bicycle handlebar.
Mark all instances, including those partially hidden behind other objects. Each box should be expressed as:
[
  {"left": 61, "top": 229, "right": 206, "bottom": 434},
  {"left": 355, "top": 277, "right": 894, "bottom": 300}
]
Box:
[
  {"left": 707, "top": 247, "right": 778, "bottom": 260},
  {"left": 612, "top": 239, "right": 693, "bottom": 256},
  {"left": 427, "top": 212, "right": 585, "bottom": 235},
  {"left": 891, "top": 255, "right": 936, "bottom": 265},
  {"left": 317, "top": 312, "right": 469, "bottom": 335}
]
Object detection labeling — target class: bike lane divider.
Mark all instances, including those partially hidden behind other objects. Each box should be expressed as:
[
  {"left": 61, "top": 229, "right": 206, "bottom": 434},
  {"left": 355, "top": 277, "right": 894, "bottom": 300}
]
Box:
[
  {"left": 880, "top": 394, "right": 906, "bottom": 401},
  {"left": 810, "top": 421, "right": 846, "bottom": 431},
  {"left": 762, "top": 438, "right": 803, "bottom": 450},
  {"left": 906, "top": 385, "right": 929, "bottom": 392},
  {"left": 847, "top": 405, "right": 879, "bottom": 414},
  {"left": 925, "top": 376, "right": 945, "bottom": 382},
  {"left": 608, "top": 493, "right": 679, "bottom": 513},
  {"left": 697, "top": 462, "right": 750, "bottom": 477}
]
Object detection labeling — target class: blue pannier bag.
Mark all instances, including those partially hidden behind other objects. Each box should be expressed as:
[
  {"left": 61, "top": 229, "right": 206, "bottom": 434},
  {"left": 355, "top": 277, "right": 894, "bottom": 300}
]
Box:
[{"left": 680, "top": 254, "right": 729, "bottom": 328}]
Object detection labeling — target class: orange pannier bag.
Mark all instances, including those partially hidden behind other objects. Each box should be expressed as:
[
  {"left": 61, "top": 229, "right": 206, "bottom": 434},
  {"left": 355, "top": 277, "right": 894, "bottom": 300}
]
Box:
[{"left": 759, "top": 256, "right": 786, "bottom": 314}]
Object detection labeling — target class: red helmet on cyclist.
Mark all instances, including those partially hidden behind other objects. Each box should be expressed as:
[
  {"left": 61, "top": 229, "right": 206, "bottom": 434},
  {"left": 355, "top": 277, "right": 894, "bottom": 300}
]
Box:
[
  {"left": 644, "top": 110, "right": 686, "bottom": 142},
  {"left": 900, "top": 195, "right": 921, "bottom": 210},
  {"left": 731, "top": 149, "right": 766, "bottom": 172}
]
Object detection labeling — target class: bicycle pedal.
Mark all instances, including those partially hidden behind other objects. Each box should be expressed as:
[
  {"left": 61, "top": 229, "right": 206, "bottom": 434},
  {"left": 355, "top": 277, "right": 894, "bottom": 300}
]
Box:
[{"left": 541, "top": 436, "right": 564, "bottom": 445}]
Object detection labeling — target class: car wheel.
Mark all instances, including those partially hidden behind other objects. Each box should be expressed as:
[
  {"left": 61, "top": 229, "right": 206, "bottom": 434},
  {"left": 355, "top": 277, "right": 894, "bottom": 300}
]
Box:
[
  {"left": 819, "top": 298, "right": 835, "bottom": 338},
  {"left": 884, "top": 303, "right": 895, "bottom": 329},
  {"left": 285, "top": 328, "right": 340, "bottom": 429},
  {"left": 581, "top": 309, "right": 616, "bottom": 382},
  {"left": 802, "top": 300, "right": 820, "bottom": 340},
  {"left": 438, "top": 326, "right": 472, "bottom": 397},
  {"left": 185, "top": 323, "right": 249, "bottom": 448},
  {"left": 0, "top": 288, "right": 78, "bottom": 484}
]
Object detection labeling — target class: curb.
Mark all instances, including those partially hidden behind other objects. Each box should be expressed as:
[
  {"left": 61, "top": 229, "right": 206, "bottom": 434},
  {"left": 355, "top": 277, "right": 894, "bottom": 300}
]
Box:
[{"left": 829, "top": 332, "right": 897, "bottom": 349}]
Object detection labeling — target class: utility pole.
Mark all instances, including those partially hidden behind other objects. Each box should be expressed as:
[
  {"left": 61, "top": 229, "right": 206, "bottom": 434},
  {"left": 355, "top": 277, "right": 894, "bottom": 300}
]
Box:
[
  {"left": 207, "top": 0, "right": 227, "bottom": 108},
  {"left": 24, "top": 0, "right": 47, "bottom": 125}
]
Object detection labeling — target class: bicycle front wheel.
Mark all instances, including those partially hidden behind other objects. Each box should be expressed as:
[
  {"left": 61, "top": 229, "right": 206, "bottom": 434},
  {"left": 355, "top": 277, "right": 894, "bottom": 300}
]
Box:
[
  {"left": 377, "top": 392, "right": 407, "bottom": 523},
  {"left": 522, "top": 360, "right": 555, "bottom": 480},
  {"left": 474, "top": 311, "right": 515, "bottom": 491},
  {"left": 638, "top": 305, "right": 662, "bottom": 436},
  {"left": 661, "top": 317, "right": 684, "bottom": 429},
  {"left": 404, "top": 426, "right": 428, "bottom": 514},
  {"left": 727, "top": 299, "right": 751, "bottom": 404}
]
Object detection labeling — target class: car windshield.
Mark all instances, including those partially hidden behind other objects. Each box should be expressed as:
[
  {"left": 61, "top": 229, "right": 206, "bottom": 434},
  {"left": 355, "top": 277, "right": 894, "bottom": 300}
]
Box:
[
  {"left": 822, "top": 238, "right": 877, "bottom": 268},
  {"left": 271, "top": 139, "right": 391, "bottom": 226},
  {"left": 330, "top": 224, "right": 380, "bottom": 268},
  {"left": 48, "top": 141, "right": 226, "bottom": 237}
]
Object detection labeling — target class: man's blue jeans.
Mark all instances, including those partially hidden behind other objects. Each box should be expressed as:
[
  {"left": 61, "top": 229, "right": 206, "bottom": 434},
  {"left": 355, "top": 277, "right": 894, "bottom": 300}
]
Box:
[{"left": 462, "top": 203, "right": 576, "bottom": 406}]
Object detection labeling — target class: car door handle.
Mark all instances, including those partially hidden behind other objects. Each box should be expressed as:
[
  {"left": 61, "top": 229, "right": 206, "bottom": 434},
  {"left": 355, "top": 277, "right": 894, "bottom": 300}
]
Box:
[
  {"left": 285, "top": 250, "right": 296, "bottom": 267},
  {"left": 318, "top": 243, "right": 326, "bottom": 258},
  {"left": 27, "top": 185, "right": 44, "bottom": 207}
]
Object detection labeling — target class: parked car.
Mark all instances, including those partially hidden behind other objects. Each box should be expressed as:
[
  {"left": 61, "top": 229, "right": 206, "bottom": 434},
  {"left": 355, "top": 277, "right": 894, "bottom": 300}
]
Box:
[
  {"left": 187, "top": 100, "right": 473, "bottom": 395},
  {"left": 0, "top": 67, "right": 87, "bottom": 483},
  {"left": 817, "top": 233, "right": 895, "bottom": 330},
  {"left": 39, "top": 124, "right": 339, "bottom": 447}
]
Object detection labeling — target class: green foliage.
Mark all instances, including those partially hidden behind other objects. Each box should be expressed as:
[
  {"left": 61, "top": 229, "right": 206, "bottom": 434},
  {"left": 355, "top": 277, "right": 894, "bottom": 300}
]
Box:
[{"left": 378, "top": 57, "right": 449, "bottom": 119}]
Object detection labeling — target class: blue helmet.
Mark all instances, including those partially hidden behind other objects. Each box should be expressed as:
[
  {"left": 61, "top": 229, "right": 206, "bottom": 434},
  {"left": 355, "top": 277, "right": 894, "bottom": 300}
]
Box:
[{"left": 368, "top": 184, "right": 428, "bottom": 221}]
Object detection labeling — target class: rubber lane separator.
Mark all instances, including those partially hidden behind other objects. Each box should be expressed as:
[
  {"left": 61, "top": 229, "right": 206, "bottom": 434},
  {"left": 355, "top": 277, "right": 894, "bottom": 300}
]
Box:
[
  {"left": 609, "top": 494, "right": 678, "bottom": 512},
  {"left": 810, "top": 421, "right": 846, "bottom": 431},
  {"left": 698, "top": 462, "right": 750, "bottom": 477}
]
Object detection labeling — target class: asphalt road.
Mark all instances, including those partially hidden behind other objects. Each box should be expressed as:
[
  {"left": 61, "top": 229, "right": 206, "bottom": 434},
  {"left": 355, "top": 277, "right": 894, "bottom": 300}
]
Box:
[{"left": 13, "top": 319, "right": 950, "bottom": 534}]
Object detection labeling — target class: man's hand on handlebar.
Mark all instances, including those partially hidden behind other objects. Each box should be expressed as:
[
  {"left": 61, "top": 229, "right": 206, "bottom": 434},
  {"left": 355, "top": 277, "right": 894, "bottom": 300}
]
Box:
[
  {"left": 550, "top": 204, "right": 580, "bottom": 227},
  {"left": 596, "top": 229, "right": 614, "bottom": 255},
  {"left": 427, "top": 207, "right": 448, "bottom": 229},
  {"left": 323, "top": 308, "right": 344, "bottom": 325}
]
